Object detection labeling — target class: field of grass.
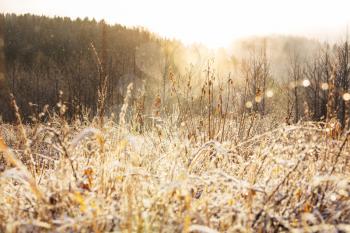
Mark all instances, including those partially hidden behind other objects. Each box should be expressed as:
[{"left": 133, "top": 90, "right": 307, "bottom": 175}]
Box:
[
  {"left": 3, "top": 5, "right": 350, "bottom": 233},
  {"left": 1, "top": 101, "right": 350, "bottom": 233}
]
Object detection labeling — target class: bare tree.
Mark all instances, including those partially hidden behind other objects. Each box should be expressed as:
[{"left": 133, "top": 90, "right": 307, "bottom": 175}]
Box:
[{"left": 288, "top": 51, "right": 302, "bottom": 123}]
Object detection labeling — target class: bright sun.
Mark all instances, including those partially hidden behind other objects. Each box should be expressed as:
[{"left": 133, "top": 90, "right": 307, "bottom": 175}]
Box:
[{"left": 2, "top": 0, "right": 350, "bottom": 48}]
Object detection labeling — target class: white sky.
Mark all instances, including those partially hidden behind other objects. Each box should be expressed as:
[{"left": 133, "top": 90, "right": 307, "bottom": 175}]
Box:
[{"left": 1, "top": 0, "right": 350, "bottom": 48}]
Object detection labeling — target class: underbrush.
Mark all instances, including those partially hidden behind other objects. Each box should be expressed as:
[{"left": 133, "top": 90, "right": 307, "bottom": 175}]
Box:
[{"left": 1, "top": 114, "right": 350, "bottom": 232}]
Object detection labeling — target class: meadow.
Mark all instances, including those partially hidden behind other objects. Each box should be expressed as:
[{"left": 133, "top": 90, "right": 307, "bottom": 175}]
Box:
[
  {"left": 1, "top": 83, "right": 350, "bottom": 232},
  {"left": 1, "top": 13, "right": 350, "bottom": 233}
]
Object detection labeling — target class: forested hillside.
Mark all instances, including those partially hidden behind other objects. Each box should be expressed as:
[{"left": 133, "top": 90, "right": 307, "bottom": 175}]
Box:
[
  {"left": 1, "top": 14, "right": 350, "bottom": 130},
  {"left": 0, "top": 14, "right": 181, "bottom": 121}
]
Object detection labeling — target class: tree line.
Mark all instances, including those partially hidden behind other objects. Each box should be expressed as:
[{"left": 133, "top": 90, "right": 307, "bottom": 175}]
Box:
[
  {"left": 0, "top": 13, "right": 350, "bottom": 131},
  {"left": 0, "top": 13, "right": 179, "bottom": 122}
]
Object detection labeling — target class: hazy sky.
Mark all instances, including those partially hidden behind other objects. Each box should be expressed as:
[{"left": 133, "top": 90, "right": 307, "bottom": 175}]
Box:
[{"left": 1, "top": 0, "right": 350, "bottom": 47}]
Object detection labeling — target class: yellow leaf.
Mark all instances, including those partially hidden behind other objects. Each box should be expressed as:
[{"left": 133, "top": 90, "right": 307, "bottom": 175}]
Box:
[
  {"left": 73, "top": 192, "right": 87, "bottom": 212},
  {"left": 228, "top": 199, "right": 235, "bottom": 206},
  {"left": 116, "top": 175, "right": 124, "bottom": 182},
  {"left": 95, "top": 134, "right": 105, "bottom": 146},
  {"left": 291, "top": 218, "right": 299, "bottom": 227},
  {"left": 303, "top": 201, "right": 312, "bottom": 213},
  {"left": 118, "top": 139, "right": 128, "bottom": 151},
  {"left": 183, "top": 214, "right": 191, "bottom": 233},
  {"left": 0, "top": 137, "right": 8, "bottom": 151},
  {"left": 295, "top": 188, "right": 302, "bottom": 200},
  {"left": 272, "top": 166, "right": 282, "bottom": 175}
]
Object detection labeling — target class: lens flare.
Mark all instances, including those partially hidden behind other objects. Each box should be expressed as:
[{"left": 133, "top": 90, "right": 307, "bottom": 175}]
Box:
[
  {"left": 302, "top": 79, "right": 310, "bottom": 87},
  {"left": 321, "top": 83, "right": 329, "bottom": 90},
  {"left": 343, "top": 93, "right": 350, "bottom": 101},
  {"left": 255, "top": 95, "right": 263, "bottom": 103},
  {"left": 266, "top": 90, "right": 274, "bottom": 98},
  {"left": 245, "top": 101, "right": 253, "bottom": 109}
]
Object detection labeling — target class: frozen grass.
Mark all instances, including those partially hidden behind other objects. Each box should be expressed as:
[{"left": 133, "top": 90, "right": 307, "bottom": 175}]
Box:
[{"left": 1, "top": 116, "right": 350, "bottom": 233}]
